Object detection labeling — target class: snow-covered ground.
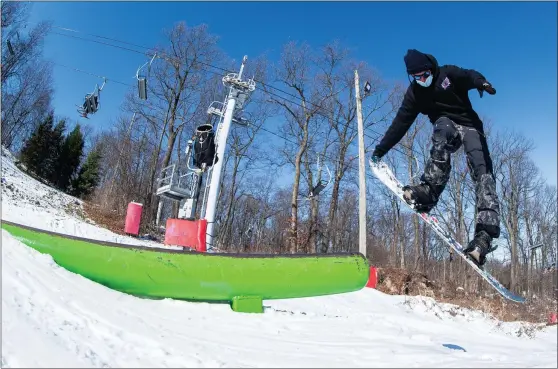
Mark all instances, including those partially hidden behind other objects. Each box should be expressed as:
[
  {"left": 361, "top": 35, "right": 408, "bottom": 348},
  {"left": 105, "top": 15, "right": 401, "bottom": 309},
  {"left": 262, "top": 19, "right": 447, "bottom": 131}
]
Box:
[
  {"left": 2, "top": 147, "right": 557, "bottom": 368},
  {"left": 1, "top": 147, "right": 173, "bottom": 249}
]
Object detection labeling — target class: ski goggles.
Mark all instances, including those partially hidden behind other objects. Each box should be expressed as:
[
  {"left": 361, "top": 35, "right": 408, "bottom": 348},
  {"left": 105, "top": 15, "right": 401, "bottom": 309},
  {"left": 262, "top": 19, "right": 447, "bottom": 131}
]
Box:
[{"left": 411, "top": 71, "right": 431, "bottom": 81}]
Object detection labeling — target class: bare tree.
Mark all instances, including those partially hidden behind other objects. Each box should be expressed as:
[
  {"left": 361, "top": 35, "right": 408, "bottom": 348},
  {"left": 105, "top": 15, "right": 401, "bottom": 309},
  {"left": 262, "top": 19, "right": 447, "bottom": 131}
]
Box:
[
  {"left": 522, "top": 182, "right": 557, "bottom": 297},
  {"left": 1, "top": 60, "right": 53, "bottom": 150},
  {"left": 1, "top": 1, "right": 53, "bottom": 150},
  {"left": 1, "top": 2, "right": 51, "bottom": 84},
  {"left": 265, "top": 41, "right": 337, "bottom": 253},
  {"left": 92, "top": 114, "right": 160, "bottom": 212},
  {"left": 491, "top": 130, "right": 541, "bottom": 292},
  {"left": 215, "top": 106, "right": 271, "bottom": 248},
  {"left": 120, "top": 22, "right": 225, "bottom": 223}
]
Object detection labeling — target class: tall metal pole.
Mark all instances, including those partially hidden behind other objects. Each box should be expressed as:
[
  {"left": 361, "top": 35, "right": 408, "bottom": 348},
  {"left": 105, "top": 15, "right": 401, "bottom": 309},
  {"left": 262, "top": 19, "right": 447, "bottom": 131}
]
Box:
[
  {"left": 354, "top": 70, "right": 367, "bottom": 258},
  {"left": 205, "top": 56, "right": 255, "bottom": 249}
]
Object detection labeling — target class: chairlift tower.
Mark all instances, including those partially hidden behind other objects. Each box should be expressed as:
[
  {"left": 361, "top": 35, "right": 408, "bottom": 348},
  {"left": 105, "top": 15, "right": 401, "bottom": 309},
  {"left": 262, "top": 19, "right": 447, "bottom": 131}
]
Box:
[{"left": 203, "top": 56, "right": 256, "bottom": 249}]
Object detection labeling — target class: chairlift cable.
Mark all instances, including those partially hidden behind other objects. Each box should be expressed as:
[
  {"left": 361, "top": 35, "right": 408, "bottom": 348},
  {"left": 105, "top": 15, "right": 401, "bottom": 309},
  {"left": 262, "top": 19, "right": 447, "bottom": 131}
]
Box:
[
  {"left": 50, "top": 29, "right": 229, "bottom": 75},
  {"left": 44, "top": 27, "right": 468, "bottom": 215},
  {"left": 258, "top": 124, "right": 478, "bottom": 220},
  {"left": 50, "top": 31, "right": 150, "bottom": 57},
  {"left": 54, "top": 25, "right": 155, "bottom": 52},
  {"left": 53, "top": 62, "right": 134, "bottom": 87},
  {"left": 49, "top": 26, "right": 422, "bottom": 160},
  {"left": 262, "top": 87, "right": 417, "bottom": 160}
]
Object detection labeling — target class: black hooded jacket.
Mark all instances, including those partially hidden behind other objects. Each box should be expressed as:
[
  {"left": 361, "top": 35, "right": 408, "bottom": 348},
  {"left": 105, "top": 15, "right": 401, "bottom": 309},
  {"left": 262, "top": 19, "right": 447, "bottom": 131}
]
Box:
[{"left": 374, "top": 54, "right": 487, "bottom": 157}]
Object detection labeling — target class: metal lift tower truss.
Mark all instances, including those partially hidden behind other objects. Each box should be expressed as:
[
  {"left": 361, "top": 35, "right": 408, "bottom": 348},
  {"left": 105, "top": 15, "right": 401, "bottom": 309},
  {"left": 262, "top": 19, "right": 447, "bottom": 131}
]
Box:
[{"left": 201, "top": 56, "right": 256, "bottom": 249}]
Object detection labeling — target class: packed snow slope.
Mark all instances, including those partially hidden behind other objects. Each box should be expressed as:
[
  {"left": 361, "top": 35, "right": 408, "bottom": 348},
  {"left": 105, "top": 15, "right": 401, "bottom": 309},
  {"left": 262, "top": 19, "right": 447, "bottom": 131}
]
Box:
[{"left": 2, "top": 147, "right": 557, "bottom": 368}]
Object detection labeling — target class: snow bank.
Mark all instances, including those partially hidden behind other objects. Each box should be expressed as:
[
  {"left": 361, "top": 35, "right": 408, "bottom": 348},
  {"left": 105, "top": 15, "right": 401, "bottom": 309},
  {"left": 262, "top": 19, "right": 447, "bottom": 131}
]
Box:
[{"left": 2, "top": 147, "right": 556, "bottom": 368}]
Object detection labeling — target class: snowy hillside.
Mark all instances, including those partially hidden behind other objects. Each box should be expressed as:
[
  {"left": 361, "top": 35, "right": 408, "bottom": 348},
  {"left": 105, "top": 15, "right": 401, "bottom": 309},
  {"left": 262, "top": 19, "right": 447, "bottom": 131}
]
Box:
[
  {"left": 1, "top": 147, "right": 171, "bottom": 249},
  {"left": 2, "top": 147, "right": 557, "bottom": 368}
]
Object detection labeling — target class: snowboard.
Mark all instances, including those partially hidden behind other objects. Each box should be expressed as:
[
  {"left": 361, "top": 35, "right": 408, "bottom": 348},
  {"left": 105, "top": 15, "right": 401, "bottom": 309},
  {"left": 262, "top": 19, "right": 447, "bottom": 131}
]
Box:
[{"left": 369, "top": 159, "right": 525, "bottom": 304}]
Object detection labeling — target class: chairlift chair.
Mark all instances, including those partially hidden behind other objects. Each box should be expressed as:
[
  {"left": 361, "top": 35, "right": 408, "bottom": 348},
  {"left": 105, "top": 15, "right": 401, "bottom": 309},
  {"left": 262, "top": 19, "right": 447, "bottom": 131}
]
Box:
[
  {"left": 6, "top": 31, "right": 21, "bottom": 56},
  {"left": 6, "top": 39, "right": 14, "bottom": 55},
  {"left": 192, "top": 123, "right": 219, "bottom": 169},
  {"left": 309, "top": 179, "right": 329, "bottom": 198},
  {"left": 76, "top": 78, "right": 106, "bottom": 118},
  {"left": 78, "top": 94, "right": 97, "bottom": 119},
  {"left": 299, "top": 154, "right": 333, "bottom": 201},
  {"left": 136, "top": 53, "right": 157, "bottom": 100}
]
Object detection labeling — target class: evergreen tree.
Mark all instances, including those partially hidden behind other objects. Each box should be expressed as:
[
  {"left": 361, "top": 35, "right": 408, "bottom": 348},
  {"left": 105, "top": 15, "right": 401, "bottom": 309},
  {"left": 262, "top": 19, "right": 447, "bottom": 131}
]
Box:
[
  {"left": 44, "top": 119, "right": 67, "bottom": 185},
  {"left": 71, "top": 148, "right": 102, "bottom": 198},
  {"left": 54, "top": 124, "right": 84, "bottom": 191},
  {"left": 19, "top": 114, "right": 89, "bottom": 194},
  {"left": 19, "top": 112, "right": 54, "bottom": 179}
]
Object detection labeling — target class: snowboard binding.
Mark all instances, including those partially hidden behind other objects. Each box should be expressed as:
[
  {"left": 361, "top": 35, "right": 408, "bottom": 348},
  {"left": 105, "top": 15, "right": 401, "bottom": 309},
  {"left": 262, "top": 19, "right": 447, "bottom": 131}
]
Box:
[
  {"left": 463, "top": 230, "right": 498, "bottom": 269},
  {"left": 402, "top": 183, "right": 437, "bottom": 213}
]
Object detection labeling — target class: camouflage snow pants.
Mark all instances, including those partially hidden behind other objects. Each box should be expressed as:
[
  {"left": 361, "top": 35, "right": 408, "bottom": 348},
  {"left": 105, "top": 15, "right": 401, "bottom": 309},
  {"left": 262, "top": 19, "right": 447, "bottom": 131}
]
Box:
[{"left": 421, "top": 117, "right": 501, "bottom": 238}]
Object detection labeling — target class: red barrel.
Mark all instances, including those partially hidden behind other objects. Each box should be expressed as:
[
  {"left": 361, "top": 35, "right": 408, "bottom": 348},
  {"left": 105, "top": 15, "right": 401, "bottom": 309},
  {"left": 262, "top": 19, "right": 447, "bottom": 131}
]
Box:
[
  {"left": 548, "top": 312, "right": 557, "bottom": 326},
  {"left": 366, "top": 267, "right": 378, "bottom": 288},
  {"left": 124, "top": 202, "right": 143, "bottom": 236}
]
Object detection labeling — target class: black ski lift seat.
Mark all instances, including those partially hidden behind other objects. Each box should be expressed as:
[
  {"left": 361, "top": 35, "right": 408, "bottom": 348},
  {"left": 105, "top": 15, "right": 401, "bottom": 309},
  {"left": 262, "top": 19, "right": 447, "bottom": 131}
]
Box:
[
  {"left": 76, "top": 78, "right": 106, "bottom": 118},
  {"left": 77, "top": 94, "right": 96, "bottom": 118},
  {"left": 6, "top": 39, "right": 15, "bottom": 55},
  {"left": 299, "top": 155, "right": 333, "bottom": 201},
  {"left": 309, "top": 179, "right": 329, "bottom": 198},
  {"left": 192, "top": 124, "right": 218, "bottom": 169}
]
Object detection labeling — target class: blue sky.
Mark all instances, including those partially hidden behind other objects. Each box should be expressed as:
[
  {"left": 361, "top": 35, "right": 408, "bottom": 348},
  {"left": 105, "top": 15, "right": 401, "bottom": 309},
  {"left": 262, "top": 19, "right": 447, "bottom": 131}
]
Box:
[{"left": 27, "top": 1, "right": 557, "bottom": 186}]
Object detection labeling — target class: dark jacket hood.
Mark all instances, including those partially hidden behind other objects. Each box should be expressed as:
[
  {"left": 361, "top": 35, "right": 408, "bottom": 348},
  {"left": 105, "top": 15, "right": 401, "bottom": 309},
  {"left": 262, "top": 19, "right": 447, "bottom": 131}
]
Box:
[{"left": 425, "top": 54, "right": 440, "bottom": 77}]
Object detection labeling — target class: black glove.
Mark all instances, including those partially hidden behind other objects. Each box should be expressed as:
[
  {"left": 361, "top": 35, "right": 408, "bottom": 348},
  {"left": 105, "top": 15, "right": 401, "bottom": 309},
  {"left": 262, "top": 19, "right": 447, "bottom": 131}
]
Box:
[
  {"left": 372, "top": 146, "right": 386, "bottom": 159},
  {"left": 370, "top": 155, "right": 381, "bottom": 164},
  {"left": 476, "top": 79, "right": 496, "bottom": 98}
]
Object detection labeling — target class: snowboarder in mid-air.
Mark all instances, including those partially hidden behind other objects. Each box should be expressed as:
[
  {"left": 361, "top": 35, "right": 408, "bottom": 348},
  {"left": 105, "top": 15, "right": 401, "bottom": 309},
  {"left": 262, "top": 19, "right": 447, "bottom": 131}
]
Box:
[{"left": 370, "top": 49, "right": 500, "bottom": 267}]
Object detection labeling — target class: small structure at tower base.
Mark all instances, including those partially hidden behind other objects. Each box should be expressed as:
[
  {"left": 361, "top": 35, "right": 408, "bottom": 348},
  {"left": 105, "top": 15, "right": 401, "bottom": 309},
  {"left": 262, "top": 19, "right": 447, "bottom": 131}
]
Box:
[{"left": 164, "top": 218, "right": 207, "bottom": 252}]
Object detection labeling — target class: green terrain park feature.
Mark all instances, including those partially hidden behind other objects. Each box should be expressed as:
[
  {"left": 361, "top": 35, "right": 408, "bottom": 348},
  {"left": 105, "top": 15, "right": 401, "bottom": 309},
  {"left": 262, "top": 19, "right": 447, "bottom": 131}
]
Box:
[{"left": 1, "top": 220, "right": 370, "bottom": 313}]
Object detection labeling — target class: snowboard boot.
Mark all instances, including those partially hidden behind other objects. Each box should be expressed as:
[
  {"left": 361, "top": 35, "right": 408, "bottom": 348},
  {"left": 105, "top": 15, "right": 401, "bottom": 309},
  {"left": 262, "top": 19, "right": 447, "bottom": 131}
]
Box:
[
  {"left": 463, "top": 230, "right": 493, "bottom": 268},
  {"left": 402, "top": 183, "right": 437, "bottom": 213}
]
